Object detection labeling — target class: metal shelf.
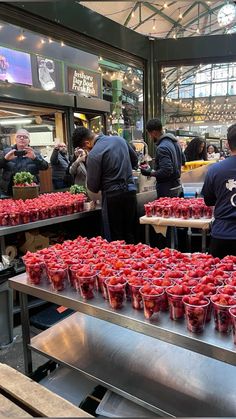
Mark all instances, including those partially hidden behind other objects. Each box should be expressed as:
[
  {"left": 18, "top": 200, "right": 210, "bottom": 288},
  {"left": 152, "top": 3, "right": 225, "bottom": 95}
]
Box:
[
  {"left": 30, "top": 312, "right": 236, "bottom": 417},
  {"left": 0, "top": 209, "right": 100, "bottom": 237},
  {"left": 9, "top": 274, "right": 236, "bottom": 366}
]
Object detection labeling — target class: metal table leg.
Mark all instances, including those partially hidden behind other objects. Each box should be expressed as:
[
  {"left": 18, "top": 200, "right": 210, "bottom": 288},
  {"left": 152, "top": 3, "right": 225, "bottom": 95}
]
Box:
[
  {"left": 145, "top": 225, "right": 150, "bottom": 245},
  {"left": 187, "top": 227, "right": 192, "bottom": 252},
  {"left": 0, "top": 236, "right": 6, "bottom": 256},
  {"left": 202, "top": 230, "right": 207, "bottom": 253},
  {"left": 170, "top": 227, "right": 175, "bottom": 249},
  {"left": 19, "top": 292, "right": 33, "bottom": 376}
]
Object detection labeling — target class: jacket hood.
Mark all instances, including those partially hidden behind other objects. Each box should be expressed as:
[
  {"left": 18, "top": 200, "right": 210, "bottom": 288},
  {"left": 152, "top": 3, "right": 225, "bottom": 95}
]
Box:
[{"left": 158, "top": 133, "right": 178, "bottom": 143}]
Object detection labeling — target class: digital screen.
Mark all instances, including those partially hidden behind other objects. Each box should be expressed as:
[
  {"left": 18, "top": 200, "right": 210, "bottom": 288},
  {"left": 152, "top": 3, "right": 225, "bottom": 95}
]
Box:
[{"left": 0, "top": 46, "right": 32, "bottom": 85}]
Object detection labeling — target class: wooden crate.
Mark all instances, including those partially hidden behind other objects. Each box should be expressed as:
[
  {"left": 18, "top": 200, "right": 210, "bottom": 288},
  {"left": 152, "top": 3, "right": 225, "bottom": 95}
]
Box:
[{"left": 0, "top": 363, "right": 92, "bottom": 417}]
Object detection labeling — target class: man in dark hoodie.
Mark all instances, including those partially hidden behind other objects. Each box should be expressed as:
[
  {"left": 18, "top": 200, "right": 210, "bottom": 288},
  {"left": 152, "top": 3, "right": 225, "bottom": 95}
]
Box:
[{"left": 141, "top": 119, "right": 184, "bottom": 198}]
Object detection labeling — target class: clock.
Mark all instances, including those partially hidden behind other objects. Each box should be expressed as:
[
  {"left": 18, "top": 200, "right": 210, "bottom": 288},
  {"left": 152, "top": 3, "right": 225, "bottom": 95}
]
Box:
[{"left": 217, "top": 3, "right": 236, "bottom": 27}]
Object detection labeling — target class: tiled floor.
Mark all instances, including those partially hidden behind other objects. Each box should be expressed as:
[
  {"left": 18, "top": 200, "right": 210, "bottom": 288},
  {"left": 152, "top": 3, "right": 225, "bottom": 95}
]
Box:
[{"left": 0, "top": 325, "right": 47, "bottom": 374}]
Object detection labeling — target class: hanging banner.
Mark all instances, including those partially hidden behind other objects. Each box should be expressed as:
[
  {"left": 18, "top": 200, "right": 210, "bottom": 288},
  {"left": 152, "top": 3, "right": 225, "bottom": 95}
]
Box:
[{"left": 67, "top": 66, "right": 100, "bottom": 97}]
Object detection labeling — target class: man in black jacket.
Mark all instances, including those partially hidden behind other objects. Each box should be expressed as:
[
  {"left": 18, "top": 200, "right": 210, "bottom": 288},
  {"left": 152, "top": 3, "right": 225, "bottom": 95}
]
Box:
[
  {"left": 141, "top": 119, "right": 184, "bottom": 198},
  {"left": 0, "top": 129, "right": 48, "bottom": 195}
]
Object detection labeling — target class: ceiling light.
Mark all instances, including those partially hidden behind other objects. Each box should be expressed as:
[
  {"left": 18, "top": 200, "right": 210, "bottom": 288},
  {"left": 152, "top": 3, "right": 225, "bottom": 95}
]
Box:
[
  {"left": 0, "top": 118, "right": 33, "bottom": 125},
  {"left": 17, "top": 31, "right": 26, "bottom": 42}
]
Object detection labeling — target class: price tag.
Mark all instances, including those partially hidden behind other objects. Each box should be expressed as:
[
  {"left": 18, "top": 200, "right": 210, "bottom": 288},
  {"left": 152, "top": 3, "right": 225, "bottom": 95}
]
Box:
[{"left": 56, "top": 306, "right": 68, "bottom": 314}]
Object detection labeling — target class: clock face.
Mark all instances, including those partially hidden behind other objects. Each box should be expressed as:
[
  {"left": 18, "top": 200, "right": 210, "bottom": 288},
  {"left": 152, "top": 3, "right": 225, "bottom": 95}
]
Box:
[{"left": 217, "top": 4, "right": 236, "bottom": 27}]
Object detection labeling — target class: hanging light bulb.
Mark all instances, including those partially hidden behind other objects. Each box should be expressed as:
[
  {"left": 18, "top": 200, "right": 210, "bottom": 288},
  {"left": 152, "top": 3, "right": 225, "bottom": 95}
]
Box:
[
  {"left": 60, "top": 41, "right": 64, "bottom": 47},
  {"left": 164, "top": 2, "right": 168, "bottom": 8},
  {"left": 179, "top": 9, "right": 182, "bottom": 19},
  {"left": 173, "top": 33, "right": 177, "bottom": 39},
  {"left": 196, "top": 27, "right": 200, "bottom": 34},
  {"left": 131, "top": 11, "right": 135, "bottom": 18},
  {"left": 48, "top": 38, "right": 53, "bottom": 44},
  {"left": 17, "top": 30, "right": 26, "bottom": 41},
  {"left": 152, "top": 19, "right": 156, "bottom": 30},
  {"left": 41, "top": 38, "right": 45, "bottom": 44}
]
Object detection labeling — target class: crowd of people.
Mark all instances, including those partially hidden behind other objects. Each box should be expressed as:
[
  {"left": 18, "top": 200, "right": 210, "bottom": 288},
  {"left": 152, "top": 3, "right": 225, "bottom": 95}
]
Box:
[{"left": 0, "top": 121, "right": 235, "bottom": 256}]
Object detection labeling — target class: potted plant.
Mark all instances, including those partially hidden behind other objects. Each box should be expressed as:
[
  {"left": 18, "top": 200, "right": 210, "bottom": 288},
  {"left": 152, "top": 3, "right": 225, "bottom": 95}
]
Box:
[
  {"left": 69, "top": 185, "right": 94, "bottom": 210},
  {"left": 13, "top": 172, "right": 39, "bottom": 200}
]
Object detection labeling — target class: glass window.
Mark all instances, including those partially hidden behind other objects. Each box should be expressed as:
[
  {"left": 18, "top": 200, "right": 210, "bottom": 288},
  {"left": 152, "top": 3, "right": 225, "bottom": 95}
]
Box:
[
  {"left": 195, "top": 65, "right": 211, "bottom": 83},
  {"left": 229, "top": 81, "right": 236, "bottom": 95},
  {"left": 167, "top": 87, "right": 178, "bottom": 99},
  {"left": 212, "top": 82, "right": 227, "bottom": 96},
  {"left": 212, "top": 64, "right": 228, "bottom": 81},
  {"left": 179, "top": 85, "right": 193, "bottom": 99},
  {"left": 195, "top": 84, "right": 210, "bottom": 97}
]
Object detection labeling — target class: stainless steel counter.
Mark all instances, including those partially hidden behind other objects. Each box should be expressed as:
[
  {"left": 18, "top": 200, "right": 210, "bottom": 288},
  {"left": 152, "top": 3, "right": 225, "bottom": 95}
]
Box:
[
  {"left": 9, "top": 274, "right": 236, "bottom": 366},
  {"left": 30, "top": 312, "right": 236, "bottom": 417}
]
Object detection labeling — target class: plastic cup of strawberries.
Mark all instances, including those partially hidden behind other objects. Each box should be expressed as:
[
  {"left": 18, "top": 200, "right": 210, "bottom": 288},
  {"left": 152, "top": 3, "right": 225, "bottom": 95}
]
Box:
[
  {"left": 210, "top": 294, "right": 236, "bottom": 333},
  {"left": 166, "top": 284, "right": 191, "bottom": 320},
  {"left": 183, "top": 293, "right": 210, "bottom": 333},
  {"left": 140, "top": 284, "right": 164, "bottom": 319},
  {"left": 229, "top": 306, "right": 236, "bottom": 345},
  {"left": 128, "top": 277, "right": 149, "bottom": 310},
  {"left": 106, "top": 276, "right": 127, "bottom": 309},
  {"left": 75, "top": 268, "right": 97, "bottom": 299},
  {"left": 151, "top": 277, "right": 173, "bottom": 311},
  {"left": 192, "top": 283, "right": 217, "bottom": 322},
  {"left": 25, "top": 257, "right": 46, "bottom": 285},
  {"left": 47, "top": 264, "right": 69, "bottom": 292}
]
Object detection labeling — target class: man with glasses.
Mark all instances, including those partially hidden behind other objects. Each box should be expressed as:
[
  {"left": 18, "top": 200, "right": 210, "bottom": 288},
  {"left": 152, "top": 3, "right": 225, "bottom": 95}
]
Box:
[{"left": 0, "top": 128, "right": 48, "bottom": 196}]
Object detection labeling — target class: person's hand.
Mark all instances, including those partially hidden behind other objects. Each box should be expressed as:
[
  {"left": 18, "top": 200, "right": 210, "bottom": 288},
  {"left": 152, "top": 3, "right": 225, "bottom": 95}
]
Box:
[
  {"left": 75, "top": 148, "right": 87, "bottom": 161},
  {"left": 140, "top": 167, "right": 153, "bottom": 177},
  {"left": 25, "top": 147, "right": 36, "bottom": 160},
  {"left": 4, "top": 149, "right": 17, "bottom": 161}
]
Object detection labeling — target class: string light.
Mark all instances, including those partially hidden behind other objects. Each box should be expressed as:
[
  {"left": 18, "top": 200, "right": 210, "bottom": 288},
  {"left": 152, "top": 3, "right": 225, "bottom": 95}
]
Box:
[
  {"left": 40, "top": 38, "right": 45, "bottom": 44},
  {"left": 99, "top": 56, "right": 103, "bottom": 61},
  {"left": 17, "top": 30, "right": 26, "bottom": 42},
  {"left": 48, "top": 38, "right": 53, "bottom": 44}
]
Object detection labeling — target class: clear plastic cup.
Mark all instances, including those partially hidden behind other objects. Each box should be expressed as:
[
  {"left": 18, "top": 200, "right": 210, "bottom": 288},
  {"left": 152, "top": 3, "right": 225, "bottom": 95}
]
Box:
[
  {"left": 211, "top": 295, "right": 236, "bottom": 333},
  {"left": 47, "top": 266, "right": 69, "bottom": 291},
  {"left": 26, "top": 261, "right": 46, "bottom": 285},
  {"left": 69, "top": 264, "right": 83, "bottom": 288},
  {"left": 166, "top": 286, "right": 191, "bottom": 320},
  {"left": 152, "top": 278, "right": 174, "bottom": 312},
  {"left": 140, "top": 285, "right": 164, "bottom": 320},
  {"left": 229, "top": 306, "right": 236, "bottom": 345},
  {"left": 183, "top": 295, "right": 210, "bottom": 333},
  {"left": 106, "top": 278, "right": 127, "bottom": 309},
  {"left": 76, "top": 274, "right": 97, "bottom": 299},
  {"left": 128, "top": 279, "right": 149, "bottom": 310}
]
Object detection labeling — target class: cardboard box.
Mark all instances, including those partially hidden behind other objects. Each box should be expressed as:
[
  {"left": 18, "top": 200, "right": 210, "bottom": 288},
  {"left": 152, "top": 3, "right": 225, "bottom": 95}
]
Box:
[{"left": 20, "top": 231, "right": 49, "bottom": 254}]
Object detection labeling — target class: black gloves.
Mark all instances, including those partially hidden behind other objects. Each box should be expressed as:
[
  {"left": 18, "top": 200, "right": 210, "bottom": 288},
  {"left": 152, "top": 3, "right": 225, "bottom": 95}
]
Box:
[{"left": 140, "top": 167, "right": 156, "bottom": 177}]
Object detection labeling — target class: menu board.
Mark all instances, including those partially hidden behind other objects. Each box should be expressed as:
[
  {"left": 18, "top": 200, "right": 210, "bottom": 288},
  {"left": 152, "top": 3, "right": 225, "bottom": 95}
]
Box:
[
  {"left": 0, "top": 46, "right": 32, "bottom": 85},
  {"left": 67, "top": 66, "right": 100, "bottom": 97}
]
